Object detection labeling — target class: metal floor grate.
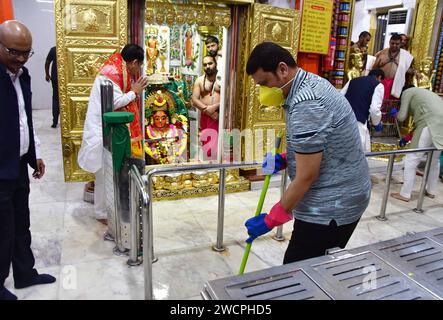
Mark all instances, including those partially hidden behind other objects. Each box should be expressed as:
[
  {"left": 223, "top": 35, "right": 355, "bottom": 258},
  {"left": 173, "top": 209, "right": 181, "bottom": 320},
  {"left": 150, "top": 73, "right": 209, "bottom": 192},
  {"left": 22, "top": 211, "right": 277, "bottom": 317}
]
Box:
[
  {"left": 309, "top": 252, "right": 436, "bottom": 300},
  {"left": 363, "top": 235, "right": 443, "bottom": 298},
  {"left": 202, "top": 267, "right": 332, "bottom": 300},
  {"left": 202, "top": 229, "right": 443, "bottom": 300}
]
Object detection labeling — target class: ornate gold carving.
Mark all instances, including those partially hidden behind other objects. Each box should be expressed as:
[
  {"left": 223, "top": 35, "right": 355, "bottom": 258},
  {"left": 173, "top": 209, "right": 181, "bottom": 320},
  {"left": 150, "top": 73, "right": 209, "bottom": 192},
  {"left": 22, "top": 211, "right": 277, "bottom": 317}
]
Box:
[
  {"left": 61, "top": 137, "right": 94, "bottom": 182},
  {"left": 66, "top": 2, "right": 115, "bottom": 35},
  {"left": 145, "top": 1, "right": 231, "bottom": 28},
  {"left": 68, "top": 97, "right": 90, "bottom": 134},
  {"left": 242, "top": 4, "right": 299, "bottom": 160},
  {"left": 55, "top": 0, "right": 127, "bottom": 181},
  {"left": 146, "top": 165, "right": 250, "bottom": 200},
  {"left": 369, "top": 142, "right": 406, "bottom": 162},
  {"left": 66, "top": 39, "right": 122, "bottom": 46},
  {"left": 152, "top": 177, "right": 251, "bottom": 201},
  {"left": 70, "top": 51, "right": 110, "bottom": 81},
  {"left": 258, "top": 104, "right": 284, "bottom": 121},
  {"left": 234, "top": 7, "right": 250, "bottom": 132},
  {"left": 410, "top": 0, "right": 438, "bottom": 66},
  {"left": 67, "top": 85, "right": 92, "bottom": 96}
]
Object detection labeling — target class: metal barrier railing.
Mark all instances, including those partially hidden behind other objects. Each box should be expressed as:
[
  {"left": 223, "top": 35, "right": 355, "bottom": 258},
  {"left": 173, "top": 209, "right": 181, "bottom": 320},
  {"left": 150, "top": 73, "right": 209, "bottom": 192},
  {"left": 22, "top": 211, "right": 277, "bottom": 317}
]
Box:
[
  {"left": 130, "top": 147, "right": 441, "bottom": 300},
  {"left": 141, "top": 161, "right": 267, "bottom": 300},
  {"left": 127, "top": 165, "right": 149, "bottom": 266},
  {"left": 366, "top": 147, "right": 440, "bottom": 220}
]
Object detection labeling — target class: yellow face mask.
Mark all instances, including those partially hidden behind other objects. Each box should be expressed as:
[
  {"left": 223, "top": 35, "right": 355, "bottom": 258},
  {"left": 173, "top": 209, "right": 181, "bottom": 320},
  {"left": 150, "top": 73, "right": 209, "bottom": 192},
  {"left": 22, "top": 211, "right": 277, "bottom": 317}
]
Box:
[{"left": 258, "top": 77, "right": 295, "bottom": 107}]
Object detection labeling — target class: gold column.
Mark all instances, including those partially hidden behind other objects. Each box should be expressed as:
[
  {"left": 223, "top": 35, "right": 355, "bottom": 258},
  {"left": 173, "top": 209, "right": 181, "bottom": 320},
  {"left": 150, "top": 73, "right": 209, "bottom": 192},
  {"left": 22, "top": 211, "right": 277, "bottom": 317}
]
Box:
[
  {"left": 410, "top": 0, "right": 438, "bottom": 64},
  {"left": 54, "top": 0, "right": 128, "bottom": 181}
]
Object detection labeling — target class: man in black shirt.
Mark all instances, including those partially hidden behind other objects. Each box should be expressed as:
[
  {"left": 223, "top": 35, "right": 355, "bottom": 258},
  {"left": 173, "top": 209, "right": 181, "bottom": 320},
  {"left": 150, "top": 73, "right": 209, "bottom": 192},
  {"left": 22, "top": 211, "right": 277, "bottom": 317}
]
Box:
[{"left": 45, "top": 46, "right": 59, "bottom": 128}]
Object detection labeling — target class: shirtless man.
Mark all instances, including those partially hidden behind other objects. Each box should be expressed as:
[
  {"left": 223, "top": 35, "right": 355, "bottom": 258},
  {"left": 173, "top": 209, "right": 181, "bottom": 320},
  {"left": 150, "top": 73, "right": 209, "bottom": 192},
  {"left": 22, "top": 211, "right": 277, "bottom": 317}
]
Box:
[
  {"left": 372, "top": 33, "right": 418, "bottom": 99},
  {"left": 192, "top": 55, "right": 221, "bottom": 159}
]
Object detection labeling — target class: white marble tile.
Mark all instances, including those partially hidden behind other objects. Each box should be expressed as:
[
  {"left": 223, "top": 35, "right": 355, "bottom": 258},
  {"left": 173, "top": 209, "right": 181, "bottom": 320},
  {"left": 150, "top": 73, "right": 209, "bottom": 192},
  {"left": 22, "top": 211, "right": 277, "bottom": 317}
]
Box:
[
  {"left": 151, "top": 249, "right": 235, "bottom": 300},
  {"left": 216, "top": 243, "right": 272, "bottom": 274},
  {"left": 60, "top": 225, "right": 115, "bottom": 265},
  {"left": 63, "top": 201, "right": 95, "bottom": 228},
  {"left": 58, "top": 258, "right": 144, "bottom": 300},
  {"left": 30, "top": 162, "right": 65, "bottom": 184},
  {"left": 153, "top": 213, "right": 214, "bottom": 254},
  {"left": 347, "top": 219, "right": 404, "bottom": 249},
  {"left": 29, "top": 182, "right": 68, "bottom": 204},
  {"left": 30, "top": 229, "right": 62, "bottom": 269},
  {"left": 243, "top": 235, "right": 289, "bottom": 267},
  {"left": 29, "top": 202, "right": 65, "bottom": 232},
  {"left": 65, "top": 182, "right": 88, "bottom": 202}
]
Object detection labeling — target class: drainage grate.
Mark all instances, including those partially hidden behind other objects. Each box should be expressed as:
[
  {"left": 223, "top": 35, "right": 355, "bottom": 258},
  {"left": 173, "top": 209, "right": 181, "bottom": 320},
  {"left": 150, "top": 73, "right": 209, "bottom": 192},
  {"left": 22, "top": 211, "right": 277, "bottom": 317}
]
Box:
[
  {"left": 365, "top": 236, "right": 443, "bottom": 298},
  {"left": 418, "top": 227, "right": 443, "bottom": 247},
  {"left": 309, "top": 251, "right": 436, "bottom": 300},
  {"left": 202, "top": 267, "right": 332, "bottom": 300}
]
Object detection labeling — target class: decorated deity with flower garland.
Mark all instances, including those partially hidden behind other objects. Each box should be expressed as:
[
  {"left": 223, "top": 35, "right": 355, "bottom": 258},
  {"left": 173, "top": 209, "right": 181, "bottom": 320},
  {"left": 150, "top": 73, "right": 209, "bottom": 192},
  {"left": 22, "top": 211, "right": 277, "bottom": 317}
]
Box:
[{"left": 144, "top": 90, "right": 188, "bottom": 164}]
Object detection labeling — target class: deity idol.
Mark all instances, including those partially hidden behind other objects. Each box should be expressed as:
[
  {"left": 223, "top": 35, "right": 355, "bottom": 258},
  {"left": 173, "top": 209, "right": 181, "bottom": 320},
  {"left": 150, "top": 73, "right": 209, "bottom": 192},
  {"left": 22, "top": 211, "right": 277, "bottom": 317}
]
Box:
[{"left": 145, "top": 90, "right": 188, "bottom": 164}]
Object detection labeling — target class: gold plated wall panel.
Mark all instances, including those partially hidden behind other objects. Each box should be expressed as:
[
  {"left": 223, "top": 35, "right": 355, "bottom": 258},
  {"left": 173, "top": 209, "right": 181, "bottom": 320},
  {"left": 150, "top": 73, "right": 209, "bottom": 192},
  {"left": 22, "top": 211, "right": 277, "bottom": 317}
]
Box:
[
  {"left": 55, "top": 0, "right": 127, "bottom": 181},
  {"left": 243, "top": 4, "right": 300, "bottom": 158},
  {"left": 410, "top": 0, "right": 438, "bottom": 65},
  {"left": 145, "top": 1, "right": 231, "bottom": 28},
  {"left": 61, "top": 137, "right": 95, "bottom": 181}
]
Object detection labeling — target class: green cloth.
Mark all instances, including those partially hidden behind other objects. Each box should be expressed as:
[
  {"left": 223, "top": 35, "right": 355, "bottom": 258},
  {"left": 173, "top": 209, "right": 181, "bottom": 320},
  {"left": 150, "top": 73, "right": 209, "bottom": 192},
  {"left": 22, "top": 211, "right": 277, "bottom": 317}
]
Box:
[
  {"left": 398, "top": 87, "right": 443, "bottom": 149},
  {"left": 103, "top": 112, "right": 134, "bottom": 172}
]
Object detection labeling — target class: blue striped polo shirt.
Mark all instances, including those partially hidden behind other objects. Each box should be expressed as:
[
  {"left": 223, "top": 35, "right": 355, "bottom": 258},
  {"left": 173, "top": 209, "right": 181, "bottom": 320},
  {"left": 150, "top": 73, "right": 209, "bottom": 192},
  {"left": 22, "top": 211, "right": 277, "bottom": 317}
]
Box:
[{"left": 283, "top": 69, "right": 371, "bottom": 226}]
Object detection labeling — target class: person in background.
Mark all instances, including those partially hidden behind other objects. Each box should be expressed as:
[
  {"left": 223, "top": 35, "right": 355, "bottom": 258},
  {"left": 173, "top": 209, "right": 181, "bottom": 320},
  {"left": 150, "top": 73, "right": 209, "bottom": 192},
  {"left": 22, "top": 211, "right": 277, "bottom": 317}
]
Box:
[
  {"left": 341, "top": 69, "right": 385, "bottom": 152},
  {"left": 45, "top": 46, "right": 59, "bottom": 128},
  {"left": 372, "top": 33, "right": 418, "bottom": 99},
  {"left": 399, "top": 34, "right": 410, "bottom": 51},
  {"left": 0, "top": 20, "right": 56, "bottom": 300},
  {"left": 243, "top": 42, "right": 371, "bottom": 264},
  {"left": 192, "top": 55, "right": 220, "bottom": 160},
  {"left": 78, "top": 44, "right": 148, "bottom": 224},
  {"left": 390, "top": 86, "right": 443, "bottom": 202}
]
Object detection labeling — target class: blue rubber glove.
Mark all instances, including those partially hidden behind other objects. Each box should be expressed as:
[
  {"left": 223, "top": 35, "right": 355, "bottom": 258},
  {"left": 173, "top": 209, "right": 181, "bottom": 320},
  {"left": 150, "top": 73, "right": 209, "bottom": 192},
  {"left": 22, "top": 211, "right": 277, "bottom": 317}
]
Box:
[
  {"left": 262, "top": 152, "right": 287, "bottom": 175},
  {"left": 399, "top": 137, "right": 408, "bottom": 147},
  {"left": 390, "top": 108, "right": 398, "bottom": 118},
  {"left": 373, "top": 122, "right": 383, "bottom": 132},
  {"left": 245, "top": 213, "right": 272, "bottom": 243}
]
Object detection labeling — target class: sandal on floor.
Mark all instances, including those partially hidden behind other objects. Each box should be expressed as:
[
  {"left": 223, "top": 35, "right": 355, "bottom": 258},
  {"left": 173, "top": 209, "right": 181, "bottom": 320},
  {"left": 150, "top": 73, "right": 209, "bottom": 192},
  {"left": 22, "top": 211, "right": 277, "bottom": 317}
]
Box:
[{"left": 390, "top": 192, "right": 410, "bottom": 202}]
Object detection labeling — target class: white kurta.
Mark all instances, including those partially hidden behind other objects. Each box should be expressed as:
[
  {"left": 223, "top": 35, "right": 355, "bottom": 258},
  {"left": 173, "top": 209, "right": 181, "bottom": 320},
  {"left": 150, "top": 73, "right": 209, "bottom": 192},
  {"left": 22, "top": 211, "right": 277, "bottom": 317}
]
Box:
[
  {"left": 77, "top": 75, "right": 136, "bottom": 219},
  {"left": 77, "top": 75, "right": 136, "bottom": 173}
]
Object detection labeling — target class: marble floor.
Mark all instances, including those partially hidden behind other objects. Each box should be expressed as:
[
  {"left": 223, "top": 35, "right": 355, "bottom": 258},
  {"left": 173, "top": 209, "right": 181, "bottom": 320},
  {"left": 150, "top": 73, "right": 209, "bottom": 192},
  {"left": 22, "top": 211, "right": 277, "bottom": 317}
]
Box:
[{"left": 5, "top": 109, "right": 443, "bottom": 300}]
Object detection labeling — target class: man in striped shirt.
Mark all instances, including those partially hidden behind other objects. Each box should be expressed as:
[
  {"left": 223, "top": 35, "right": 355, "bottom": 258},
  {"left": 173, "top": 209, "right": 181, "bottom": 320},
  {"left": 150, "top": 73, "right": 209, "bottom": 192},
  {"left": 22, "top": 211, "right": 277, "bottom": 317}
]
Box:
[{"left": 244, "top": 42, "right": 371, "bottom": 264}]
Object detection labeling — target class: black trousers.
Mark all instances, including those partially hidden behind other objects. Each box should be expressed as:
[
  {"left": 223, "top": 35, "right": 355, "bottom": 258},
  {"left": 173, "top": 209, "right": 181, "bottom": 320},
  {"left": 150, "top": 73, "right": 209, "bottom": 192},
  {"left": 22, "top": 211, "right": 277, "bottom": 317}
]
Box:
[
  {"left": 52, "top": 81, "right": 60, "bottom": 126},
  {"left": 0, "top": 160, "right": 38, "bottom": 288},
  {"left": 283, "top": 218, "right": 360, "bottom": 264}
]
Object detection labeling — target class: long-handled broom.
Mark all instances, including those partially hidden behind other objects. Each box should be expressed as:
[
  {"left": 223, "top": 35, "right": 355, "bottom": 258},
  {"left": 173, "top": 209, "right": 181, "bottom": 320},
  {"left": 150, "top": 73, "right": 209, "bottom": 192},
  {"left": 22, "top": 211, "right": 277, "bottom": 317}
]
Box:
[{"left": 239, "top": 132, "right": 284, "bottom": 275}]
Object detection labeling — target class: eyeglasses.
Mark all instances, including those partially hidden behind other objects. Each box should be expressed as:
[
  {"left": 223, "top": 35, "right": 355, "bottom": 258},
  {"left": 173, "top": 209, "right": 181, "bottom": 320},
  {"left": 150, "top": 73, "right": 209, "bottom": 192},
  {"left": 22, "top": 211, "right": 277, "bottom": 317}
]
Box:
[{"left": 0, "top": 42, "right": 34, "bottom": 59}]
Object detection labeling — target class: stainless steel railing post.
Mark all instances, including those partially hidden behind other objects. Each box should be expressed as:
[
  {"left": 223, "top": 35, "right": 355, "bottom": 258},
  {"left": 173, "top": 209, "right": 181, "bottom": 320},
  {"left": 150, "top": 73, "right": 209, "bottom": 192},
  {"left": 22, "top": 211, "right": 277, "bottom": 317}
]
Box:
[
  {"left": 273, "top": 170, "right": 288, "bottom": 241},
  {"left": 414, "top": 151, "right": 434, "bottom": 213},
  {"left": 143, "top": 193, "right": 154, "bottom": 300},
  {"left": 213, "top": 168, "right": 226, "bottom": 252},
  {"left": 128, "top": 166, "right": 144, "bottom": 266},
  {"left": 376, "top": 154, "right": 395, "bottom": 221}
]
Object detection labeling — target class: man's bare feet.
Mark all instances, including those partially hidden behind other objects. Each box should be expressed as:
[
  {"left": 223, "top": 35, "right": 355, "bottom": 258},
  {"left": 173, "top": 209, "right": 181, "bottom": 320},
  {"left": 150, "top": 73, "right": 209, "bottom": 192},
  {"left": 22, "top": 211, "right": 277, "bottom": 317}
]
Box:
[
  {"left": 425, "top": 190, "right": 435, "bottom": 199},
  {"left": 97, "top": 218, "right": 108, "bottom": 225},
  {"left": 390, "top": 192, "right": 410, "bottom": 202}
]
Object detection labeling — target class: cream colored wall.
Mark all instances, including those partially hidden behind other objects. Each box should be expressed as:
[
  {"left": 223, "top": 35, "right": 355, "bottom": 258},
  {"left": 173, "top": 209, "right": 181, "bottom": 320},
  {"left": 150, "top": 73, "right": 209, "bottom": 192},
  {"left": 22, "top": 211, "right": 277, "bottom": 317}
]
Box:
[
  {"left": 268, "top": 0, "right": 295, "bottom": 9},
  {"left": 13, "top": 0, "right": 56, "bottom": 110}
]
